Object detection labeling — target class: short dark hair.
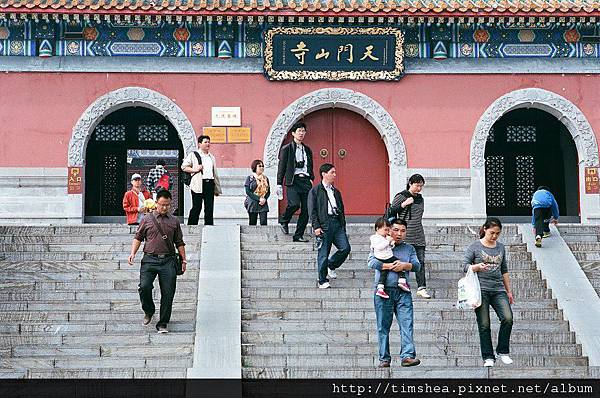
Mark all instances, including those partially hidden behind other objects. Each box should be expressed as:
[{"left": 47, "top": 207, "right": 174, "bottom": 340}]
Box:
[
  {"left": 251, "top": 159, "right": 264, "bottom": 172},
  {"left": 156, "top": 158, "right": 166, "bottom": 166},
  {"left": 407, "top": 174, "right": 425, "bottom": 190},
  {"left": 319, "top": 163, "right": 335, "bottom": 178},
  {"left": 198, "top": 135, "right": 210, "bottom": 144},
  {"left": 156, "top": 190, "right": 172, "bottom": 201},
  {"left": 374, "top": 217, "right": 391, "bottom": 230},
  {"left": 390, "top": 218, "right": 407, "bottom": 228},
  {"left": 537, "top": 185, "right": 551, "bottom": 192},
  {"left": 290, "top": 121, "right": 306, "bottom": 134}
]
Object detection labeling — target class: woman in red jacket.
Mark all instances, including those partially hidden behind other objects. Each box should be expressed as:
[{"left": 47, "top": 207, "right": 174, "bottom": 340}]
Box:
[{"left": 122, "top": 173, "right": 151, "bottom": 225}]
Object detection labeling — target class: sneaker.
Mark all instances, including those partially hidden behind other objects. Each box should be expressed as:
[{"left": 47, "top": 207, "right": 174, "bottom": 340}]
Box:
[
  {"left": 142, "top": 313, "right": 153, "bottom": 326},
  {"left": 543, "top": 232, "right": 551, "bottom": 238},
  {"left": 327, "top": 268, "right": 337, "bottom": 279},
  {"left": 378, "top": 361, "right": 391, "bottom": 368},
  {"left": 375, "top": 288, "right": 390, "bottom": 299},
  {"left": 483, "top": 359, "right": 495, "bottom": 367},
  {"left": 400, "top": 357, "right": 421, "bottom": 367},
  {"left": 416, "top": 289, "right": 431, "bottom": 299},
  {"left": 318, "top": 282, "right": 331, "bottom": 289},
  {"left": 499, "top": 355, "right": 513, "bottom": 365},
  {"left": 157, "top": 326, "right": 168, "bottom": 334},
  {"left": 535, "top": 235, "right": 542, "bottom": 248},
  {"left": 398, "top": 279, "right": 411, "bottom": 292}
]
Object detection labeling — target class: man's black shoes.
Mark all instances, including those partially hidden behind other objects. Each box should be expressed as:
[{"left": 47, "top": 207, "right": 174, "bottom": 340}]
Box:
[
  {"left": 280, "top": 223, "right": 289, "bottom": 235},
  {"left": 293, "top": 237, "right": 309, "bottom": 242}
]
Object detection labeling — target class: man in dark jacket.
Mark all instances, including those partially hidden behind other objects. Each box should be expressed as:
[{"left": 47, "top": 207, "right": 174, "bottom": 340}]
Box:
[
  {"left": 277, "top": 121, "right": 315, "bottom": 242},
  {"left": 308, "top": 163, "right": 351, "bottom": 289}
]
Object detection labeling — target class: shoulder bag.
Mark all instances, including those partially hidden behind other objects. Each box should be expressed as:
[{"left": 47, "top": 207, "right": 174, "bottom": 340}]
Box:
[{"left": 148, "top": 214, "right": 184, "bottom": 276}]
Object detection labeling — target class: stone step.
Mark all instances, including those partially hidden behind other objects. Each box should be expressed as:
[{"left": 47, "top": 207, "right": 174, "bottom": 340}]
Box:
[
  {"left": 241, "top": 366, "right": 591, "bottom": 379},
  {"left": 0, "top": 253, "right": 201, "bottom": 261},
  {"left": 241, "top": 343, "right": 582, "bottom": 356},
  {"left": 241, "top": 354, "right": 588, "bottom": 368},
  {"left": 242, "top": 298, "right": 559, "bottom": 313},
  {"left": 243, "top": 314, "right": 575, "bottom": 334},
  {"left": 562, "top": 234, "right": 598, "bottom": 243},
  {"left": 557, "top": 226, "right": 600, "bottom": 234},
  {"left": 240, "top": 278, "right": 548, "bottom": 290},
  {"left": 0, "top": 243, "right": 202, "bottom": 253},
  {"left": 241, "top": 269, "right": 542, "bottom": 281},
  {"left": 0, "top": 320, "right": 195, "bottom": 335},
  {"left": 0, "top": 271, "right": 199, "bottom": 283},
  {"left": 240, "top": 225, "right": 521, "bottom": 235},
  {"left": 0, "top": 310, "right": 196, "bottom": 324},
  {"left": 25, "top": 367, "right": 187, "bottom": 378},
  {"left": 0, "top": 300, "right": 196, "bottom": 313},
  {"left": 242, "top": 259, "right": 539, "bottom": 271},
  {"left": 240, "top": 234, "right": 524, "bottom": 245},
  {"left": 241, "top": 286, "right": 552, "bottom": 300},
  {"left": 240, "top": 251, "right": 531, "bottom": 262},
  {"left": 239, "top": 241, "right": 527, "bottom": 252},
  {"left": 241, "top": 327, "right": 573, "bottom": 345},
  {"left": 0, "top": 235, "right": 202, "bottom": 244},
  {"left": 0, "top": 289, "right": 197, "bottom": 302}
]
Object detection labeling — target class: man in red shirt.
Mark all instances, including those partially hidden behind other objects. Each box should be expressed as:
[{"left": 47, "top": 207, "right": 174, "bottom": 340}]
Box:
[{"left": 122, "top": 173, "right": 151, "bottom": 225}]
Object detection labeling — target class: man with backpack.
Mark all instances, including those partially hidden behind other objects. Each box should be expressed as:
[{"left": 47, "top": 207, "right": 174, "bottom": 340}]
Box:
[
  {"left": 146, "top": 159, "right": 173, "bottom": 199},
  {"left": 181, "top": 135, "right": 222, "bottom": 225}
]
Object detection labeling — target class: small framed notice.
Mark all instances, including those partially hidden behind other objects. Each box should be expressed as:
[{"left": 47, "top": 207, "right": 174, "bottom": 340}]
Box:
[
  {"left": 228, "top": 127, "right": 252, "bottom": 143},
  {"left": 67, "top": 167, "right": 83, "bottom": 194},
  {"left": 211, "top": 107, "right": 241, "bottom": 127},
  {"left": 202, "top": 127, "right": 227, "bottom": 143},
  {"left": 585, "top": 167, "right": 600, "bottom": 194}
]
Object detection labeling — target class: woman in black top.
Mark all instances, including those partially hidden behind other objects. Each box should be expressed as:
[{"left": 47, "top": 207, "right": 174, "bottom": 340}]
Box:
[
  {"left": 244, "top": 159, "right": 270, "bottom": 226},
  {"left": 388, "top": 174, "right": 429, "bottom": 298}
]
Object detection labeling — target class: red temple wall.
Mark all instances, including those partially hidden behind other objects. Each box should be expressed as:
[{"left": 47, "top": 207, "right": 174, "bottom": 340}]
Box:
[{"left": 1, "top": 72, "right": 598, "bottom": 168}]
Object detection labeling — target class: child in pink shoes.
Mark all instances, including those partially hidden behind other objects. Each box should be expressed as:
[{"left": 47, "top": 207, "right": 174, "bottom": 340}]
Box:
[{"left": 370, "top": 217, "right": 411, "bottom": 299}]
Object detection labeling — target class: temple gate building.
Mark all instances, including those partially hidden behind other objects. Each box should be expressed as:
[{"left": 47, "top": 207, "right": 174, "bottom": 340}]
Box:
[{"left": 0, "top": 0, "right": 599, "bottom": 224}]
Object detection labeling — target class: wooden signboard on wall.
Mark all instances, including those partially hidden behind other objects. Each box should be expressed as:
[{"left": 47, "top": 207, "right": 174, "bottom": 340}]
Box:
[
  {"left": 585, "top": 167, "right": 600, "bottom": 194},
  {"left": 67, "top": 167, "right": 83, "bottom": 194}
]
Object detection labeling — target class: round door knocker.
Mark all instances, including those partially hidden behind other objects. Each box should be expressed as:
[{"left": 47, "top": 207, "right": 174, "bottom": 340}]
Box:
[
  {"left": 320, "top": 148, "right": 329, "bottom": 158},
  {"left": 338, "top": 148, "right": 347, "bottom": 159}
]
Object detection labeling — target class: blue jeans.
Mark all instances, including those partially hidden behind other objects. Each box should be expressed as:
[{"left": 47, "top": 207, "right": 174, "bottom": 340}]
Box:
[
  {"left": 374, "top": 287, "right": 416, "bottom": 362},
  {"left": 317, "top": 217, "right": 351, "bottom": 284},
  {"left": 475, "top": 290, "right": 513, "bottom": 360}
]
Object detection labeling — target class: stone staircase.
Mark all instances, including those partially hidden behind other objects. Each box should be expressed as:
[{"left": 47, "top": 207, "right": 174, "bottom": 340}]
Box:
[
  {"left": 558, "top": 225, "right": 600, "bottom": 298},
  {"left": 241, "top": 224, "right": 590, "bottom": 378},
  {"left": 0, "top": 225, "right": 202, "bottom": 378}
]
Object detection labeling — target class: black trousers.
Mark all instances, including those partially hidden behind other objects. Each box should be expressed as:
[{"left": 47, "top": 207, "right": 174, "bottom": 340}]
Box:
[
  {"left": 249, "top": 212, "right": 268, "bottom": 226},
  {"left": 138, "top": 254, "right": 177, "bottom": 330},
  {"left": 533, "top": 207, "right": 552, "bottom": 237},
  {"left": 188, "top": 179, "right": 215, "bottom": 225},
  {"left": 279, "top": 177, "right": 310, "bottom": 239}
]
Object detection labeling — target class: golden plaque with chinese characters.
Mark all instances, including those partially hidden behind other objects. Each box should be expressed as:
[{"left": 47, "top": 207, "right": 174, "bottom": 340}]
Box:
[{"left": 264, "top": 27, "right": 404, "bottom": 81}]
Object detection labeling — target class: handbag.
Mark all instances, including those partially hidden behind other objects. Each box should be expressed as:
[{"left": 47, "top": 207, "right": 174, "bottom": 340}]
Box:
[
  {"left": 148, "top": 214, "right": 184, "bottom": 276},
  {"left": 181, "top": 151, "right": 202, "bottom": 187},
  {"left": 456, "top": 267, "right": 482, "bottom": 309}
]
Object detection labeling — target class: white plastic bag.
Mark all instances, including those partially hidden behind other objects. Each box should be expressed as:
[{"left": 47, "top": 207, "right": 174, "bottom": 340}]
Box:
[{"left": 456, "top": 267, "right": 482, "bottom": 310}]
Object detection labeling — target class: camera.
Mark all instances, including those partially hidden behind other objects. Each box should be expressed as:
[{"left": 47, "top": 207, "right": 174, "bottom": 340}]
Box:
[
  {"left": 314, "top": 235, "right": 323, "bottom": 250},
  {"left": 295, "top": 160, "right": 305, "bottom": 169}
]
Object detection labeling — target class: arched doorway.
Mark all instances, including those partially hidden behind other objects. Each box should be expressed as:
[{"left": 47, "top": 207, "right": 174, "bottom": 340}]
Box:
[
  {"left": 471, "top": 88, "right": 600, "bottom": 223},
  {"left": 279, "top": 108, "right": 389, "bottom": 216},
  {"left": 84, "top": 107, "right": 185, "bottom": 223},
  {"left": 484, "top": 108, "right": 578, "bottom": 220}
]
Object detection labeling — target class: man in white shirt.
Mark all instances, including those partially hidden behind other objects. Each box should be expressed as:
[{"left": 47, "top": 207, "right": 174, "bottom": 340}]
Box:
[
  {"left": 181, "top": 135, "right": 222, "bottom": 225},
  {"left": 308, "top": 163, "right": 351, "bottom": 289}
]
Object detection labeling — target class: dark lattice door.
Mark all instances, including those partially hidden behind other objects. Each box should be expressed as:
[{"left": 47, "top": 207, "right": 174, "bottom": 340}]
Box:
[{"left": 485, "top": 109, "right": 575, "bottom": 217}]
